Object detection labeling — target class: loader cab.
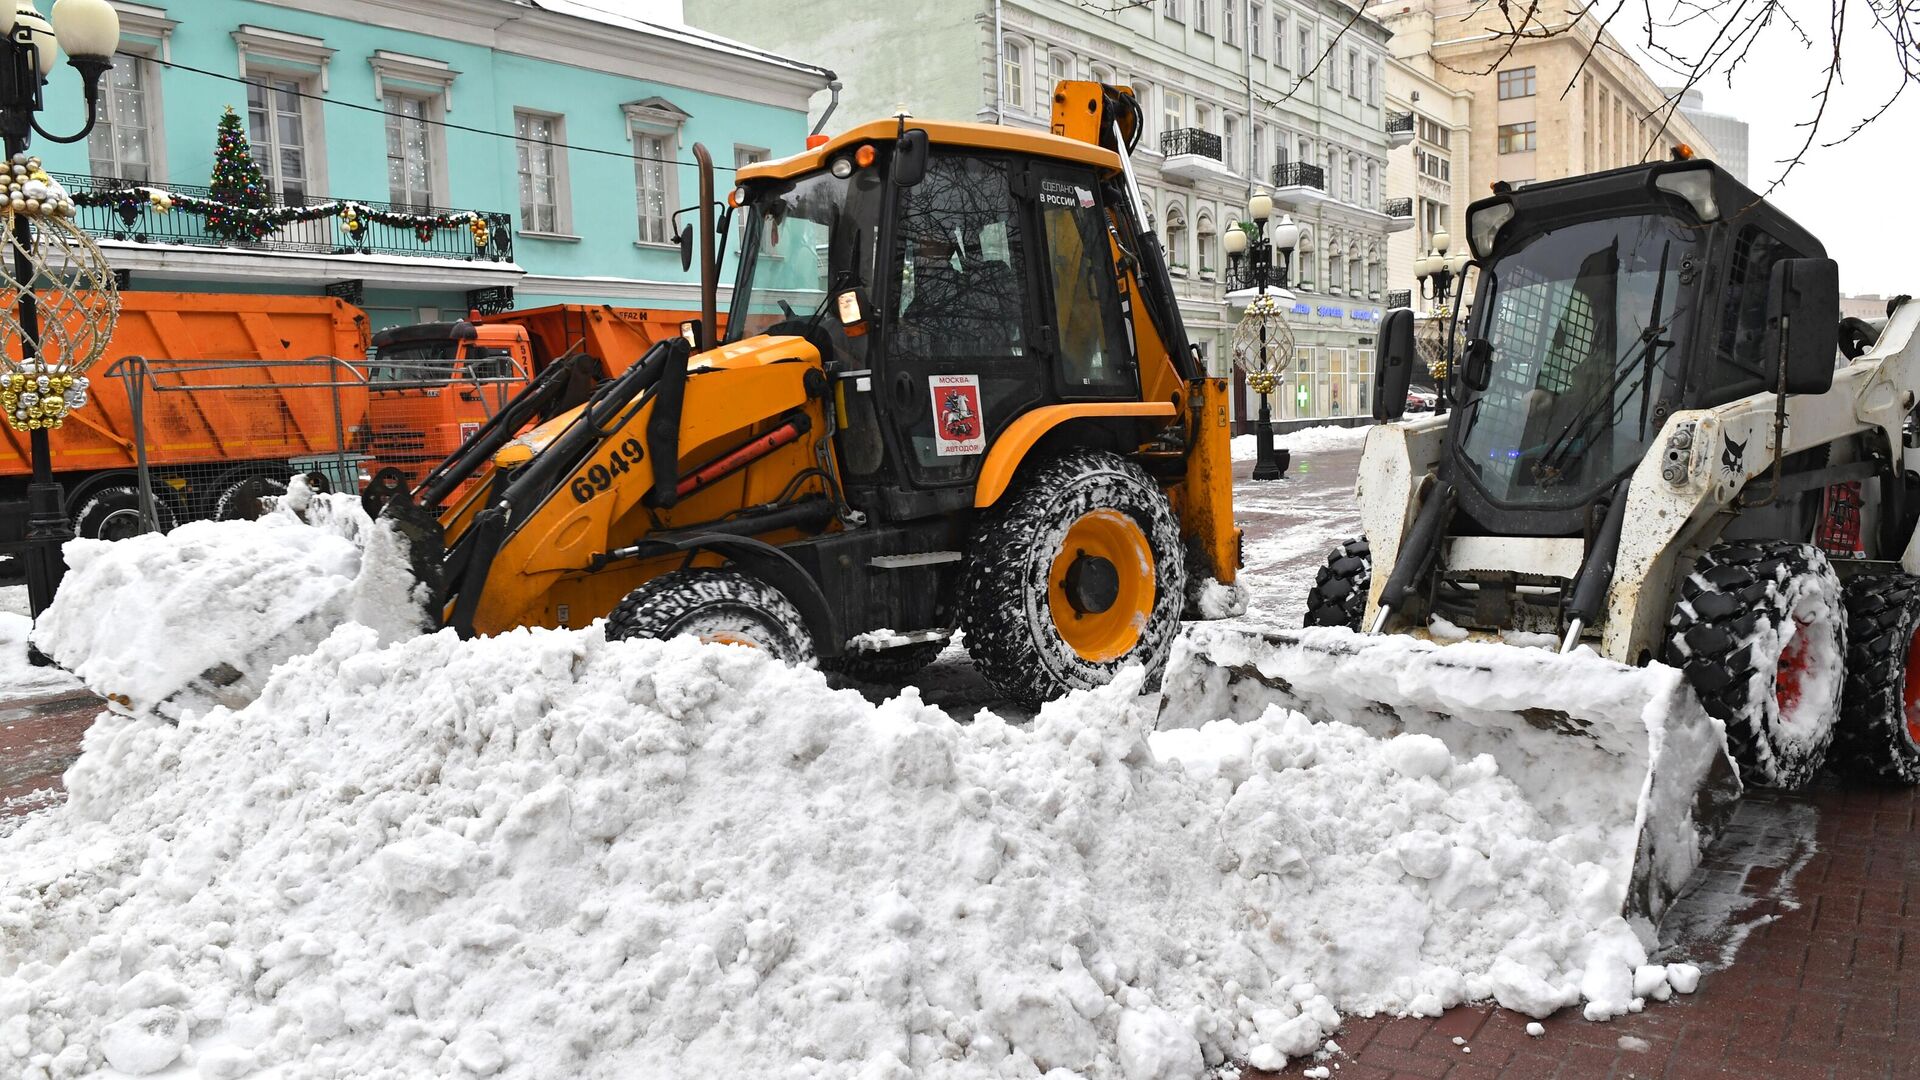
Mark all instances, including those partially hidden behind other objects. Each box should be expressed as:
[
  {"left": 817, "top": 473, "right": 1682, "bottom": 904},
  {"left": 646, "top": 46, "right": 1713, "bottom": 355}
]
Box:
[
  {"left": 1449, "top": 160, "right": 1825, "bottom": 537},
  {"left": 729, "top": 123, "right": 1144, "bottom": 521}
]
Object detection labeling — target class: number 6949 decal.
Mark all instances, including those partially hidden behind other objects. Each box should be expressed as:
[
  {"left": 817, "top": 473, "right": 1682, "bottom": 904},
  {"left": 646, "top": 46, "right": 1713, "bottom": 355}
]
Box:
[{"left": 569, "top": 437, "right": 644, "bottom": 503}]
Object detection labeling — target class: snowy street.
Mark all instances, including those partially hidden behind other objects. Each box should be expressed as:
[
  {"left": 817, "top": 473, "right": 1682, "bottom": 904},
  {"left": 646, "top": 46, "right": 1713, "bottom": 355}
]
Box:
[{"left": 0, "top": 427, "right": 1915, "bottom": 1080}]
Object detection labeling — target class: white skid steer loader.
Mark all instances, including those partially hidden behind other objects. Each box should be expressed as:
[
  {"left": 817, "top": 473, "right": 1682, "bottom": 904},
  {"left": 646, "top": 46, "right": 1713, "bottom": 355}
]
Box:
[{"left": 1164, "top": 157, "right": 1920, "bottom": 935}]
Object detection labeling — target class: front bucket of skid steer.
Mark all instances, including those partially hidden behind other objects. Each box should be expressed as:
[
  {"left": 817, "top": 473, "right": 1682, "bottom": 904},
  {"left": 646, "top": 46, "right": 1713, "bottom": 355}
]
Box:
[{"left": 1159, "top": 625, "right": 1744, "bottom": 934}]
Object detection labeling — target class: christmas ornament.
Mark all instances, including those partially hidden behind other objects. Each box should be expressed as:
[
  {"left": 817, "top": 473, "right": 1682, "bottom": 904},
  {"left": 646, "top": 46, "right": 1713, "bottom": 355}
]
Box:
[{"left": 0, "top": 154, "right": 75, "bottom": 220}]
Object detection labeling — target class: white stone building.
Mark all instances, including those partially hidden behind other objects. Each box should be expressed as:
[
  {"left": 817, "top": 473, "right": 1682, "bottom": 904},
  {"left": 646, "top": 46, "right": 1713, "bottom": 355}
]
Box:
[{"left": 687, "top": 0, "right": 1411, "bottom": 424}]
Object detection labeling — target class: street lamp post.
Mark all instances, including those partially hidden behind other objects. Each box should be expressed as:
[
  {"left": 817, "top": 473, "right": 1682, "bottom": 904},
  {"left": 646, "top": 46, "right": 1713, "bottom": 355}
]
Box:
[
  {"left": 0, "top": 1, "right": 119, "bottom": 641},
  {"left": 1413, "top": 228, "right": 1471, "bottom": 416},
  {"left": 1224, "top": 193, "right": 1299, "bottom": 482}
]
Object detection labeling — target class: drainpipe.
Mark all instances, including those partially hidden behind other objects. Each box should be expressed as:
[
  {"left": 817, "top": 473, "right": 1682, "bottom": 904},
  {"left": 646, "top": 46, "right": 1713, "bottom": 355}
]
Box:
[
  {"left": 992, "top": 0, "right": 1004, "bottom": 125},
  {"left": 1245, "top": 8, "right": 1257, "bottom": 203},
  {"left": 810, "top": 73, "right": 842, "bottom": 137}
]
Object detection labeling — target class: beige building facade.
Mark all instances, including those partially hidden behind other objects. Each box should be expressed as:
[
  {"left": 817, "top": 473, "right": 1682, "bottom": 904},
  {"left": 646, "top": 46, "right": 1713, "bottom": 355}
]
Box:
[{"left": 1372, "top": 12, "right": 1472, "bottom": 318}]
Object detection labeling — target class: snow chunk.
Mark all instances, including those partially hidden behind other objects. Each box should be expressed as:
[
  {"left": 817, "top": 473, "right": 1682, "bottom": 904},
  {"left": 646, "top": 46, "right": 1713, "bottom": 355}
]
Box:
[
  {"left": 1115, "top": 1007, "right": 1203, "bottom": 1080},
  {"left": 1666, "top": 963, "right": 1701, "bottom": 994},
  {"left": 99, "top": 1007, "right": 186, "bottom": 1075},
  {"left": 1383, "top": 733, "right": 1452, "bottom": 780}
]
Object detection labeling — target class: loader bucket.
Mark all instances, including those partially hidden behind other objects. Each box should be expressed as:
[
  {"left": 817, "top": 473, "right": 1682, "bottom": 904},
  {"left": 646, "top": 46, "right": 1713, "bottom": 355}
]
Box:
[{"left": 1160, "top": 625, "right": 1743, "bottom": 934}]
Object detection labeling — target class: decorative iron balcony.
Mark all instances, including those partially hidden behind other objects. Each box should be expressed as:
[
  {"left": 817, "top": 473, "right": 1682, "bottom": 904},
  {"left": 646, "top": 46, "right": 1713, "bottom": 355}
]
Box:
[
  {"left": 57, "top": 173, "right": 515, "bottom": 263},
  {"left": 1386, "top": 111, "right": 1415, "bottom": 135},
  {"left": 1382, "top": 197, "right": 1413, "bottom": 217},
  {"left": 1160, "top": 128, "right": 1223, "bottom": 161},
  {"left": 1387, "top": 289, "right": 1412, "bottom": 309},
  {"left": 1273, "top": 162, "right": 1325, "bottom": 190}
]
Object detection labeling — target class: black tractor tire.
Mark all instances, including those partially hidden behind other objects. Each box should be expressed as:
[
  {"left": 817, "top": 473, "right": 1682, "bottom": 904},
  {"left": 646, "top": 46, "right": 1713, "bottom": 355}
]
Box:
[
  {"left": 1666, "top": 540, "right": 1846, "bottom": 789},
  {"left": 72, "top": 484, "right": 176, "bottom": 541},
  {"left": 1834, "top": 573, "right": 1920, "bottom": 784},
  {"left": 824, "top": 639, "right": 949, "bottom": 683},
  {"left": 213, "top": 475, "right": 289, "bottom": 522},
  {"left": 961, "top": 448, "right": 1187, "bottom": 709},
  {"left": 1303, "top": 537, "right": 1371, "bottom": 630},
  {"left": 604, "top": 567, "right": 816, "bottom": 666}
]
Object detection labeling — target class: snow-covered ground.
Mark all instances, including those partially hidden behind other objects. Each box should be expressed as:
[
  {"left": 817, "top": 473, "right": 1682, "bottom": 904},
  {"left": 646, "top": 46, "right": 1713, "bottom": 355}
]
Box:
[{"left": 1, "top": 437, "right": 1725, "bottom": 1080}]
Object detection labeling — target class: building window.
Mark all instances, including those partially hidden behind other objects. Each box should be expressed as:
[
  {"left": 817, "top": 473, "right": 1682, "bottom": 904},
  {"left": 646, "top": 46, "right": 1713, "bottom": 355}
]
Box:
[
  {"left": 1197, "top": 213, "right": 1216, "bottom": 274},
  {"left": 1165, "top": 201, "right": 1187, "bottom": 269},
  {"left": 1417, "top": 148, "right": 1451, "bottom": 182},
  {"left": 1363, "top": 160, "right": 1375, "bottom": 203},
  {"left": 246, "top": 77, "right": 312, "bottom": 202},
  {"left": 1365, "top": 58, "right": 1379, "bottom": 105},
  {"left": 1249, "top": 3, "right": 1264, "bottom": 56},
  {"left": 1130, "top": 80, "right": 1153, "bottom": 138},
  {"left": 1195, "top": 101, "right": 1212, "bottom": 133},
  {"left": 1224, "top": 113, "right": 1238, "bottom": 171},
  {"left": 1003, "top": 39, "right": 1026, "bottom": 111},
  {"left": 1498, "top": 66, "right": 1537, "bottom": 100},
  {"left": 89, "top": 55, "right": 156, "bottom": 183},
  {"left": 1251, "top": 122, "right": 1264, "bottom": 174},
  {"left": 1297, "top": 135, "right": 1312, "bottom": 166},
  {"left": 731, "top": 145, "right": 766, "bottom": 250},
  {"left": 1163, "top": 89, "right": 1186, "bottom": 135},
  {"left": 1418, "top": 116, "right": 1451, "bottom": 148},
  {"left": 1345, "top": 48, "right": 1358, "bottom": 98},
  {"left": 1344, "top": 152, "right": 1356, "bottom": 201},
  {"left": 1498, "top": 121, "right": 1537, "bottom": 154},
  {"left": 1298, "top": 25, "right": 1313, "bottom": 76},
  {"left": 384, "top": 92, "right": 434, "bottom": 211},
  {"left": 1094, "top": 63, "right": 1117, "bottom": 84},
  {"left": 1196, "top": 0, "right": 1210, "bottom": 35},
  {"left": 1275, "top": 14, "right": 1288, "bottom": 67},
  {"left": 627, "top": 100, "right": 689, "bottom": 245},
  {"left": 1162, "top": 0, "right": 1182, "bottom": 21},
  {"left": 1223, "top": 0, "right": 1238, "bottom": 45},
  {"left": 1049, "top": 50, "right": 1073, "bottom": 94},
  {"left": 515, "top": 109, "right": 566, "bottom": 234}
]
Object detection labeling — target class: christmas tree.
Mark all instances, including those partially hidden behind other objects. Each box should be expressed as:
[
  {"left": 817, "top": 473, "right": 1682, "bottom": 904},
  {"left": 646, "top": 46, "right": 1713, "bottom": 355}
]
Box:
[{"left": 205, "top": 106, "right": 274, "bottom": 241}]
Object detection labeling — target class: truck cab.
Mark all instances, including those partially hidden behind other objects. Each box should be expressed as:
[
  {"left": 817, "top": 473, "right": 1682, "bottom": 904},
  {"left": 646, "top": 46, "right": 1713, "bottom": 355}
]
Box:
[{"left": 367, "top": 318, "right": 534, "bottom": 485}]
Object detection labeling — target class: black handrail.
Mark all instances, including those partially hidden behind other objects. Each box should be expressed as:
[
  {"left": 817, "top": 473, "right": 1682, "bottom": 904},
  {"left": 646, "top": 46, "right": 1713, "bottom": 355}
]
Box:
[
  {"left": 1273, "top": 162, "right": 1325, "bottom": 190},
  {"left": 1160, "top": 128, "right": 1223, "bottom": 160}
]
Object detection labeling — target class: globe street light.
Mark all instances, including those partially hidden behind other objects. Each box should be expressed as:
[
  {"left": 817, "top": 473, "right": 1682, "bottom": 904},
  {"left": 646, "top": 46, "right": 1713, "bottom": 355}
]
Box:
[
  {"left": 1226, "top": 193, "right": 1299, "bottom": 482},
  {"left": 1413, "top": 228, "right": 1471, "bottom": 416},
  {"left": 3, "top": 0, "right": 120, "bottom": 643}
]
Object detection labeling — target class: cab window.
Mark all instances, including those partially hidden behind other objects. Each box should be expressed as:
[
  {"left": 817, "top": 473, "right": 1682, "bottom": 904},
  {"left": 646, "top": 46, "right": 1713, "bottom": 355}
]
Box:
[
  {"left": 1034, "top": 170, "right": 1136, "bottom": 396},
  {"left": 1709, "top": 226, "right": 1797, "bottom": 400}
]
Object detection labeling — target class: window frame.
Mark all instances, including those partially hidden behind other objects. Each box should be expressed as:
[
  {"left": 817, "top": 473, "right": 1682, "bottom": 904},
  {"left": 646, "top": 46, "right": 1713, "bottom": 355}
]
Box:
[
  {"left": 244, "top": 73, "right": 321, "bottom": 204},
  {"left": 1002, "top": 37, "right": 1026, "bottom": 112},
  {"left": 88, "top": 46, "right": 163, "bottom": 183},
  {"left": 1497, "top": 121, "right": 1537, "bottom": 154},
  {"left": 515, "top": 108, "right": 572, "bottom": 237},
  {"left": 382, "top": 89, "right": 439, "bottom": 212},
  {"left": 1497, "top": 66, "right": 1538, "bottom": 100}
]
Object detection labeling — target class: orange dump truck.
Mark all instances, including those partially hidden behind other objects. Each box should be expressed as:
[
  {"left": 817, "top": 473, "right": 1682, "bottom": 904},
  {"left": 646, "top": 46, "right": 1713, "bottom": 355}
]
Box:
[
  {"left": 362, "top": 304, "right": 702, "bottom": 490},
  {"left": 0, "top": 293, "right": 371, "bottom": 547}
]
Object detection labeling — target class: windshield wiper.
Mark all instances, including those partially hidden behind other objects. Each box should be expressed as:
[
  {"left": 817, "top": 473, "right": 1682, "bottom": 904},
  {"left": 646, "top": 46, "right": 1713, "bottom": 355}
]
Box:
[{"left": 1533, "top": 242, "right": 1674, "bottom": 480}]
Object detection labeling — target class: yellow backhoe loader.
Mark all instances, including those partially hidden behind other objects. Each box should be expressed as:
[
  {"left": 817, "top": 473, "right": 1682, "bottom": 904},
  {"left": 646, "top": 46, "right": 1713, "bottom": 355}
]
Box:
[{"left": 380, "top": 83, "right": 1242, "bottom": 706}]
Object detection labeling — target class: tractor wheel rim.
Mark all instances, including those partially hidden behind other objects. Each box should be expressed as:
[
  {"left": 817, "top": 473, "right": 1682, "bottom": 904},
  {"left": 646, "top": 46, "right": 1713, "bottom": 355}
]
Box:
[
  {"left": 1047, "top": 509, "right": 1154, "bottom": 663},
  {"left": 1774, "top": 617, "right": 1812, "bottom": 717},
  {"left": 98, "top": 507, "right": 147, "bottom": 540},
  {"left": 1903, "top": 626, "right": 1920, "bottom": 748}
]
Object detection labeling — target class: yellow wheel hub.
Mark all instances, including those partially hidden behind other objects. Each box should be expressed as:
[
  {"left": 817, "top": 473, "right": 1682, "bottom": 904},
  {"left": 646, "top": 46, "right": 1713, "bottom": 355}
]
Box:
[{"left": 1047, "top": 509, "right": 1155, "bottom": 662}]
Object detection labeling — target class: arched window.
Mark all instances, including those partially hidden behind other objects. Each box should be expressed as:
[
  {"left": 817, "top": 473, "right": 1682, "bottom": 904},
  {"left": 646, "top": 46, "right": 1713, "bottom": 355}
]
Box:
[
  {"left": 1196, "top": 210, "right": 1217, "bottom": 275},
  {"left": 1129, "top": 79, "right": 1152, "bottom": 138},
  {"left": 1347, "top": 247, "right": 1362, "bottom": 293},
  {"left": 1050, "top": 50, "right": 1074, "bottom": 90},
  {"left": 1093, "top": 62, "right": 1117, "bottom": 85},
  {"left": 1165, "top": 201, "right": 1188, "bottom": 270},
  {"left": 1002, "top": 38, "right": 1026, "bottom": 111}
]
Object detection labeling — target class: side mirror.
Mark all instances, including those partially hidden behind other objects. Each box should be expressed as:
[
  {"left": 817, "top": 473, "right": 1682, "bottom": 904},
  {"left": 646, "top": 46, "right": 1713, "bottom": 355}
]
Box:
[
  {"left": 1764, "top": 257, "right": 1839, "bottom": 395},
  {"left": 834, "top": 288, "right": 876, "bottom": 338},
  {"left": 1373, "top": 307, "right": 1416, "bottom": 421},
  {"left": 1460, "top": 338, "right": 1494, "bottom": 392},
  {"left": 892, "top": 129, "right": 929, "bottom": 188},
  {"left": 675, "top": 222, "right": 694, "bottom": 272}
]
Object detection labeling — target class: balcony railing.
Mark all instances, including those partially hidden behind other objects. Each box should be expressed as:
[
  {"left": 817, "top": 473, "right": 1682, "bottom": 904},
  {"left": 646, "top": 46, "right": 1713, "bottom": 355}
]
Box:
[
  {"left": 1382, "top": 197, "right": 1413, "bottom": 218},
  {"left": 1386, "top": 111, "right": 1415, "bottom": 136},
  {"left": 57, "top": 173, "right": 515, "bottom": 263},
  {"left": 1273, "top": 162, "right": 1325, "bottom": 190},
  {"left": 1387, "top": 289, "right": 1412, "bottom": 309},
  {"left": 1160, "top": 128, "right": 1223, "bottom": 160}
]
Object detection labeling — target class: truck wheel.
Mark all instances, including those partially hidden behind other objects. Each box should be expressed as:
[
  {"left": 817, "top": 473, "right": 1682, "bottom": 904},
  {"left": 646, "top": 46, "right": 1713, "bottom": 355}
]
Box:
[
  {"left": 213, "top": 475, "right": 288, "bottom": 521},
  {"left": 1303, "top": 537, "right": 1371, "bottom": 630},
  {"left": 824, "top": 639, "right": 949, "bottom": 683},
  {"left": 605, "top": 567, "right": 816, "bottom": 666},
  {"left": 1666, "top": 541, "right": 1845, "bottom": 788},
  {"left": 72, "top": 485, "right": 175, "bottom": 541},
  {"left": 961, "top": 448, "right": 1186, "bottom": 708},
  {"left": 1834, "top": 573, "right": 1920, "bottom": 784}
]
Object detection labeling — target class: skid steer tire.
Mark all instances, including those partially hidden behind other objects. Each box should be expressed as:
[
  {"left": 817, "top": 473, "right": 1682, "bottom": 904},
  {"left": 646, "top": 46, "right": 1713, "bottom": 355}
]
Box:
[
  {"left": 824, "top": 640, "right": 949, "bottom": 684},
  {"left": 1834, "top": 573, "right": 1920, "bottom": 784},
  {"left": 1303, "top": 537, "right": 1371, "bottom": 630},
  {"left": 961, "top": 448, "right": 1186, "bottom": 709},
  {"left": 73, "top": 485, "right": 175, "bottom": 541},
  {"left": 605, "top": 568, "right": 816, "bottom": 667},
  {"left": 1666, "top": 541, "right": 1845, "bottom": 789}
]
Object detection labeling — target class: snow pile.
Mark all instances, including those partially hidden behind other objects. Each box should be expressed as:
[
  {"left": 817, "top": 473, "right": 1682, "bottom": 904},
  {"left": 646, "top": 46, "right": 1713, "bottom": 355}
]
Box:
[
  {"left": 4, "top": 619, "right": 1714, "bottom": 1078},
  {"left": 31, "top": 481, "right": 427, "bottom": 718},
  {"left": 0, "top": 612, "right": 80, "bottom": 699},
  {"left": 1230, "top": 424, "right": 1372, "bottom": 461}
]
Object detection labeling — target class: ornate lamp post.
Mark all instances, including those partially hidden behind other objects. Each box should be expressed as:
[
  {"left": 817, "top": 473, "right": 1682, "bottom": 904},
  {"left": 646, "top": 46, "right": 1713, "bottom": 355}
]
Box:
[
  {"left": 0, "top": 0, "right": 122, "bottom": 640},
  {"left": 1224, "top": 193, "right": 1299, "bottom": 481},
  {"left": 1413, "top": 228, "right": 1471, "bottom": 416}
]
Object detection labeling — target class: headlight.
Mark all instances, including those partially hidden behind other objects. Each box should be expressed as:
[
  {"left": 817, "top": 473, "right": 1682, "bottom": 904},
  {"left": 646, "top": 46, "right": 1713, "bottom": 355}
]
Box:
[
  {"left": 1652, "top": 166, "right": 1720, "bottom": 222},
  {"left": 1467, "top": 200, "right": 1514, "bottom": 260}
]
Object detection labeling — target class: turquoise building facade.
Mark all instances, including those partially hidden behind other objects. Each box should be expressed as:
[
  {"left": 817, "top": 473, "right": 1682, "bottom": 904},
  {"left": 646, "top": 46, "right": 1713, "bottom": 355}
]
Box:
[{"left": 32, "top": 0, "right": 831, "bottom": 332}]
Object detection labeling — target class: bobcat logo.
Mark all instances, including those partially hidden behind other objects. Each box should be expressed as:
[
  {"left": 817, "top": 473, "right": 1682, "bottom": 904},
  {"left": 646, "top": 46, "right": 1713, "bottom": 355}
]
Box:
[{"left": 1721, "top": 436, "right": 1747, "bottom": 478}]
